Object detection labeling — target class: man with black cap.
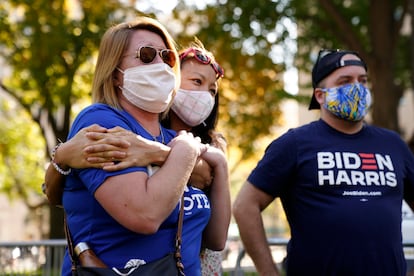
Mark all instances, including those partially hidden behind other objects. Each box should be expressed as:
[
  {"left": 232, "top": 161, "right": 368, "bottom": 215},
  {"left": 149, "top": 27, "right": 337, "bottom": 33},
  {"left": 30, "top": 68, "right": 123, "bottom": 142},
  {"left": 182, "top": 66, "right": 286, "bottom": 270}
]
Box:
[{"left": 233, "top": 49, "right": 414, "bottom": 276}]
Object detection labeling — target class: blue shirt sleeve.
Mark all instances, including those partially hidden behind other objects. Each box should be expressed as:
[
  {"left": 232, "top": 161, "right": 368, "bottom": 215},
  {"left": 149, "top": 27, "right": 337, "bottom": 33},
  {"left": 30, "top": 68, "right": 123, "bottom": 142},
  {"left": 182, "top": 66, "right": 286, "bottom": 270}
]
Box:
[
  {"left": 248, "top": 128, "right": 298, "bottom": 197},
  {"left": 68, "top": 103, "right": 147, "bottom": 194}
]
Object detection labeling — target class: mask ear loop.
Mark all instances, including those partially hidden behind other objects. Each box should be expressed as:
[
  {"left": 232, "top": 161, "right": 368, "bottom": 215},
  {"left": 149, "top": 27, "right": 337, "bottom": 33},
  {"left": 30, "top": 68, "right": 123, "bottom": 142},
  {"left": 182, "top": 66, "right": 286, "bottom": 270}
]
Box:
[
  {"left": 115, "top": 67, "right": 125, "bottom": 91},
  {"left": 116, "top": 67, "right": 124, "bottom": 74}
]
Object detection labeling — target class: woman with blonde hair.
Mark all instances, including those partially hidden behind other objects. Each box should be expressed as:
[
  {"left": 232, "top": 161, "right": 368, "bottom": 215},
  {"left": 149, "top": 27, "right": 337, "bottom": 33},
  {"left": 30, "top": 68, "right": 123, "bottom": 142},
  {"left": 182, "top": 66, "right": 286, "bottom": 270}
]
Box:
[
  {"left": 44, "top": 34, "right": 230, "bottom": 275},
  {"left": 55, "top": 17, "right": 209, "bottom": 275}
]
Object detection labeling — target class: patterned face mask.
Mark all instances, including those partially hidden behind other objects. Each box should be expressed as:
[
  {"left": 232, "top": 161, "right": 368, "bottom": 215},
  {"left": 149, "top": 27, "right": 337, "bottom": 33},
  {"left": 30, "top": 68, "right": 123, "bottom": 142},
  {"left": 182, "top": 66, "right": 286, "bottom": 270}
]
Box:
[
  {"left": 322, "top": 83, "right": 372, "bottom": 121},
  {"left": 171, "top": 89, "right": 215, "bottom": 127}
]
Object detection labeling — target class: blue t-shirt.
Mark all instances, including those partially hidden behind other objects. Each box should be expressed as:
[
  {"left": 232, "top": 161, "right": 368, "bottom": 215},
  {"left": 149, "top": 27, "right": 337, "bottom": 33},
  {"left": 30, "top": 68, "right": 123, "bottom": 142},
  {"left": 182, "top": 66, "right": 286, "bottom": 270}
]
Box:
[
  {"left": 62, "top": 103, "right": 210, "bottom": 276},
  {"left": 248, "top": 119, "right": 414, "bottom": 276},
  {"left": 182, "top": 185, "right": 211, "bottom": 275}
]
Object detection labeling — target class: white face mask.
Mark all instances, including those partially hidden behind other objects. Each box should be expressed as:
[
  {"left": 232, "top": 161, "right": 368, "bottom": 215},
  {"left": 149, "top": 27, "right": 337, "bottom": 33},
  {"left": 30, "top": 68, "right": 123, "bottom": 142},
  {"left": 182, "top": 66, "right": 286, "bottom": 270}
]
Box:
[
  {"left": 171, "top": 88, "right": 215, "bottom": 127},
  {"left": 118, "top": 63, "right": 176, "bottom": 113}
]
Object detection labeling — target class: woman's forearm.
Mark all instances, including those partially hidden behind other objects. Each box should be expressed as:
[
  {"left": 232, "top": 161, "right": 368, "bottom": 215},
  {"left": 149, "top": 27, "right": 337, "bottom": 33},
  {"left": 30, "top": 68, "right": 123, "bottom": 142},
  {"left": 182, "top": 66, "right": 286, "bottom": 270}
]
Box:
[
  {"left": 44, "top": 163, "right": 65, "bottom": 207},
  {"left": 44, "top": 142, "right": 75, "bottom": 206},
  {"left": 94, "top": 133, "right": 202, "bottom": 234},
  {"left": 202, "top": 151, "right": 231, "bottom": 250}
]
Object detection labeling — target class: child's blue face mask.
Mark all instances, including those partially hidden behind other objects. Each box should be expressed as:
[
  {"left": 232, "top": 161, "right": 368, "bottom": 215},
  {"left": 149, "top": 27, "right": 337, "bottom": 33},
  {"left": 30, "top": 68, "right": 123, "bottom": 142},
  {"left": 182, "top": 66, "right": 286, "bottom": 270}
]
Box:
[{"left": 321, "top": 83, "right": 372, "bottom": 121}]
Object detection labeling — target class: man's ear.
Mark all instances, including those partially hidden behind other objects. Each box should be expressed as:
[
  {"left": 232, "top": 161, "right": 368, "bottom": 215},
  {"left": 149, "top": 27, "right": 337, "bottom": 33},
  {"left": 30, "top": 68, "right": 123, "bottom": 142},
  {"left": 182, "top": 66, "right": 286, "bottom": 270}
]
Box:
[{"left": 314, "top": 88, "right": 325, "bottom": 106}]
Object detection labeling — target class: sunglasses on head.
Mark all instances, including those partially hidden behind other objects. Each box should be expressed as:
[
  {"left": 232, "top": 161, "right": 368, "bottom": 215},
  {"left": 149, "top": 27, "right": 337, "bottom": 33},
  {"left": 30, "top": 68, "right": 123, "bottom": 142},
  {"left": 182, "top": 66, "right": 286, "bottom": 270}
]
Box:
[
  {"left": 179, "top": 48, "right": 224, "bottom": 79},
  {"left": 132, "top": 46, "right": 176, "bottom": 68}
]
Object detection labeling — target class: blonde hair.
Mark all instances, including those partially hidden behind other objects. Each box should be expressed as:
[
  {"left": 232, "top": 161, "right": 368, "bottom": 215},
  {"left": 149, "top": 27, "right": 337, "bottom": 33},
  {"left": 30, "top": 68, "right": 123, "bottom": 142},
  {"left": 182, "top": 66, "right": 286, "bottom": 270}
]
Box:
[{"left": 92, "top": 17, "right": 180, "bottom": 110}]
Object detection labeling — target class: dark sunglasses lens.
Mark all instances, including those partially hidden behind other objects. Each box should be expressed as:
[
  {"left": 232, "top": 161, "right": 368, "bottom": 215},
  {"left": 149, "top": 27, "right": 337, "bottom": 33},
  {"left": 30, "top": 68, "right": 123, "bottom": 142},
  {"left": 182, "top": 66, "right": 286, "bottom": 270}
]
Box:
[
  {"left": 212, "top": 63, "right": 224, "bottom": 78},
  {"left": 216, "top": 65, "right": 224, "bottom": 76},
  {"left": 139, "top": 47, "right": 157, "bottom": 63},
  {"left": 161, "top": 50, "right": 176, "bottom": 67},
  {"left": 195, "top": 52, "right": 210, "bottom": 64}
]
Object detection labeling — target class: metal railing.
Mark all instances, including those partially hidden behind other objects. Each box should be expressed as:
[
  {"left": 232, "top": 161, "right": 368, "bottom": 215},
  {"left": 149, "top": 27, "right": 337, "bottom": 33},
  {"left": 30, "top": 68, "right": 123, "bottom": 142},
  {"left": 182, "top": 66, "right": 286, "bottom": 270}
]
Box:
[
  {"left": 232, "top": 238, "right": 414, "bottom": 275},
  {"left": 0, "top": 240, "right": 66, "bottom": 276},
  {"left": 0, "top": 239, "right": 413, "bottom": 275}
]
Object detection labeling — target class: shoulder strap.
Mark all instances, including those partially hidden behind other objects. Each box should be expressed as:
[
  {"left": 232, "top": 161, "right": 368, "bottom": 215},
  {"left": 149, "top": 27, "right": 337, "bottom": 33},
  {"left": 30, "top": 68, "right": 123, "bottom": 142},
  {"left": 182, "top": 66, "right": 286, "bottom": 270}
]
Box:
[
  {"left": 175, "top": 195, "right": 185, "bottom": 274},
  {"left": 63, "top": 212, "right": 78, "bottom": 274}
]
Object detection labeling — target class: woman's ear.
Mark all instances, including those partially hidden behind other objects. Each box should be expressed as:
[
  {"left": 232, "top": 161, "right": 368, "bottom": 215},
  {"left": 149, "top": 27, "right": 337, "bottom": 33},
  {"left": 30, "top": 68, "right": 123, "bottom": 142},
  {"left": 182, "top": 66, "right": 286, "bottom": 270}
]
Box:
[{"left": 113, "top": 71, "right": 121, "bottom": 87}]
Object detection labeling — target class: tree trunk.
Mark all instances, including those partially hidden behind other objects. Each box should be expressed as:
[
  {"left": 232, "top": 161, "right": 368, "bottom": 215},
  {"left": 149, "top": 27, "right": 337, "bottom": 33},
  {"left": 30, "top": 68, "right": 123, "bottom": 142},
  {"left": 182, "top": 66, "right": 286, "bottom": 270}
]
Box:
[
  {"left": 409, "top": 0, "right": 414, "bottom": 142},
  {"left": 49, "top": 206, "right": 64, "bottom": 239},
  {"left": 370, "top": 63, "right": 401, "bottom": 131},
  {"left": 43, "top": 121, "right": 69, "bottom": 239},
  {"left": 368, "top": 0, "right": 403, "bottom": 131}
]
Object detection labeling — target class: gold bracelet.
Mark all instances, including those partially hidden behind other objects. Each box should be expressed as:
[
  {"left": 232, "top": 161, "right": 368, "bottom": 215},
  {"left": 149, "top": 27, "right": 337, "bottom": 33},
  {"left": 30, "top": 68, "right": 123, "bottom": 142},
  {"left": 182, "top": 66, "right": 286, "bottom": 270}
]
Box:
[{"left": 51, "top": 143, "right": 72, "bottom": 175}]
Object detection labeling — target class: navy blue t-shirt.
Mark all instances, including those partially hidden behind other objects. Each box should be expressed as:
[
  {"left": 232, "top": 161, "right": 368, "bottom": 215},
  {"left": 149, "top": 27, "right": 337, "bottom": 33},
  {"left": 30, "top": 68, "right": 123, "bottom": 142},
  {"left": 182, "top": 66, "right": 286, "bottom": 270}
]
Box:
[{"left": 248, "top": 119, "right": 414, "bottom": 276}]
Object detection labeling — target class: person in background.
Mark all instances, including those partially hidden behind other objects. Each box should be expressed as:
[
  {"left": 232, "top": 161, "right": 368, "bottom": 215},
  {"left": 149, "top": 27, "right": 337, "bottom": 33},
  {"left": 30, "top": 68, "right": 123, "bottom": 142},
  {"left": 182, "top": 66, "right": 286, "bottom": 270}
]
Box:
[
  {"left": 233, "top": 49, "right": 414, "bottom": 276},
  {"left": 44, "top": 37, "right": 230, "bottom": 275}
]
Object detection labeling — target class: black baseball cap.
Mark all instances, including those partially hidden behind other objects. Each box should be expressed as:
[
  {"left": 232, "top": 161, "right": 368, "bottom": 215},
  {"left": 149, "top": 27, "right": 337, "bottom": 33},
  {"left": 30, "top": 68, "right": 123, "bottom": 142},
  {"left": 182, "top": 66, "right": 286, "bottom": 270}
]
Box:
[{"left": 309, "top": 49, "right": 367, "bottom": 110}]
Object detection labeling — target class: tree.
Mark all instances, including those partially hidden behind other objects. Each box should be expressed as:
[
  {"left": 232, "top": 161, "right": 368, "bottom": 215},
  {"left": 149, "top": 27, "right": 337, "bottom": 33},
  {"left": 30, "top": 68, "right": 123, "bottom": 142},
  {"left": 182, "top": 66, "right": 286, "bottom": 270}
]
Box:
[
  {"left": 173, "top": 0, "right": 412, "bottom": 134},
  {"left": 2, "top": 0, "right": 412, "bottom": 240},
  {"left": 164, "top": 0, "right": 414, "bottom": 237},
  {"left": 169, "top": 0, "right": 296, "bottom": 168},
  {"left": 289, "top": 0, "right": 411, "bottom": 133},
  {"left": 0, "top": 94, "right": 46, "bottom": 227},
  {"left": 409, "top": 0, "right": 414, "bottom": 147},
  {"left": 1, "top": 0, "right": 294, "bottom": 240},
  {"left": 0, "top": 0, "right": 131, "bottom": 238}
]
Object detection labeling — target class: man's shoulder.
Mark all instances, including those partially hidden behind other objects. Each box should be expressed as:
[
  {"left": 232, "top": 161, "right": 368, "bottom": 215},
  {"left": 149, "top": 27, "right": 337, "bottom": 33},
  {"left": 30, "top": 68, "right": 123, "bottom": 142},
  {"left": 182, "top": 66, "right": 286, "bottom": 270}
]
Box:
[
  {"left": 287, "top": 120, "right": 321, "bottom": 135},
  {"left": 364, "top": 124, "right": 402, "bottom": 139},
  {"left": 270, "top": 121, "right": 320, "bottom": 147}
]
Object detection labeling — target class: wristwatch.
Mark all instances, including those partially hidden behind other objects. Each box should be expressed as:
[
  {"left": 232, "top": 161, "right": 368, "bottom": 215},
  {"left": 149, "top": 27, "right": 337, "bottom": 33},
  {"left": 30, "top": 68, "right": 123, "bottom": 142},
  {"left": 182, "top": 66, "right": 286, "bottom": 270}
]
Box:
[{"left": 74, "top": 242, "right": 90, "bottom": 256}]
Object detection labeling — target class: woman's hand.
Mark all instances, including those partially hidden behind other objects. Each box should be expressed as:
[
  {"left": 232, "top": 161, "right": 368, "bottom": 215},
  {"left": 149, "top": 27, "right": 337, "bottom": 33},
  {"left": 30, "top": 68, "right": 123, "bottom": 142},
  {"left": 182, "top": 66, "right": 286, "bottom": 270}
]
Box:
[
  {"left": 64, "top": 125, "right": 170, "bottom": 171},
  {"left": 53, "top": 124, "right": 129, "bottom": 169},
  {"left": 188, "top": 132, "right": 227, "bottom": 190},
  {"left": 190, "top": 158, "right": 213, "bottom": 190},
  {"left": 96, "top": 130, "right": 171, "bottom": 171},
  {"left": 44, "top": 124, "right": 170, "bottom": 206},
  {"left": 209, "top": 131, "right": 227, "bottom": 153}
]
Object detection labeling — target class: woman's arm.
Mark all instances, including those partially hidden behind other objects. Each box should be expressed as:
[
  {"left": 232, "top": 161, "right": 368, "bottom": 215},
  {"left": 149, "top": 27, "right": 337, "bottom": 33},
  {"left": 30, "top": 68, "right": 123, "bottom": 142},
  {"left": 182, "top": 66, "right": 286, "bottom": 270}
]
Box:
[
  {"left": 188, "top": 158, "right": 213, "bottom": 190},
  {"left": 94, "top": 131, "right": 205, "bottom": 234},
  {"left": 189, "top": 131, "right": 228, "bottom": 189},
  {"left": 44, "top": 124, "right": 170, "bottom": 206},
  {"left": 200, "top": 146, "right": 231, "bottom": 250},
  {"left": 44, "top": 124, "right": 112, "bottom": 206},
  {"left": 94, "top": 126, "right": 171, "bottom": 171}
]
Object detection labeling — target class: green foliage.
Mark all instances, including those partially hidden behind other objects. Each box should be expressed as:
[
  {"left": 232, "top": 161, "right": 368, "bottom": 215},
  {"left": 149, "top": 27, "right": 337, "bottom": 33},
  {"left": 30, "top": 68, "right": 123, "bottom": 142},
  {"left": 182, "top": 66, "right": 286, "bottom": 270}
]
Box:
[
  {"left": 0, "top": 0, "right": 134, "bottom": 238},
  {"left": 0, "top": 0, "right": 128, "bottom": 144},
  {"left": 170, "top": 0, "right": 413, "bottom": 137},
  {"left": 286, "top": 0, "right": 409, "bottom": 78},
  {"left": 172, "top": 0, "right": 293, "bottom": 160},
  {"left": 286, "top": 0, "right": 411, "bottom": 131},
  {"left": 0, "top": 96, "right": 44, "bottom": 201},
  {"left": 1, "top": 0, "right": 412, "bottom": 241}
]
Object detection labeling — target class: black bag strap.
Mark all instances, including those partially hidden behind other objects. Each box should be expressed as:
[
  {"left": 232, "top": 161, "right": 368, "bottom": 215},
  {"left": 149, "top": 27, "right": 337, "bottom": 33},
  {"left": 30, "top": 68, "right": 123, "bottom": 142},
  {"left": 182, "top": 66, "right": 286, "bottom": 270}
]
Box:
[
  {"left": 63, "top": 212, "right": 78, "bottom": 275},
  {"left": 175, "top": 195, "right": 185, "bottom": 274}
]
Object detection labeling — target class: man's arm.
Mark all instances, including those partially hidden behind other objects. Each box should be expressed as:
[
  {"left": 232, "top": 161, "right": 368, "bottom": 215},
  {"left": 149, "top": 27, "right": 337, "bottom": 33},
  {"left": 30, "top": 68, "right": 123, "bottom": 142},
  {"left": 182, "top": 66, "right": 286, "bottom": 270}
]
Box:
[{"left": 233, "top": 181, "right": 280, "bottom": 276}]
